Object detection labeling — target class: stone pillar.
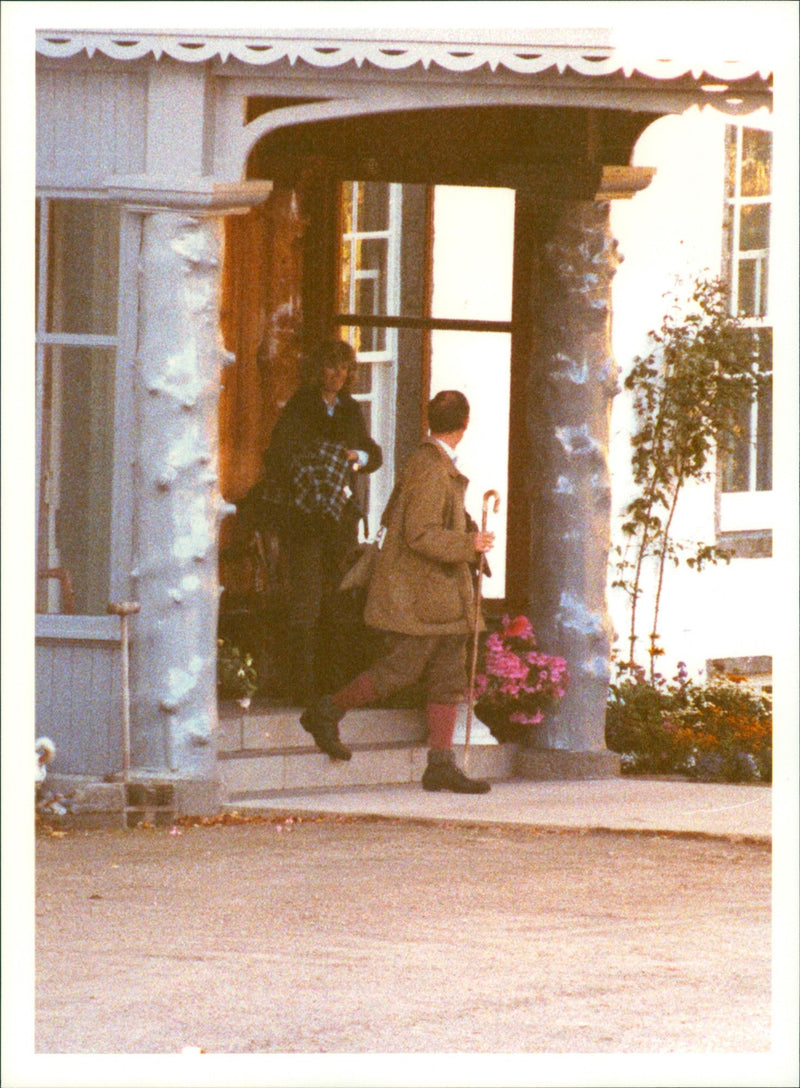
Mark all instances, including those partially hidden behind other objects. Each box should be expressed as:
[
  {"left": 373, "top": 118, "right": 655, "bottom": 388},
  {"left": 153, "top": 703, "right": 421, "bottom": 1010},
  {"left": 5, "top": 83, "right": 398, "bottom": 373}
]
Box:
[
  {"left": 132, "top": 209, "right": 232, "bottom": 785},
  {"left": 518, "top": 199, "right": 622, "bottom": 779},
  {"left": 106, "top": 178, "right": 271, "bottom": 809}
]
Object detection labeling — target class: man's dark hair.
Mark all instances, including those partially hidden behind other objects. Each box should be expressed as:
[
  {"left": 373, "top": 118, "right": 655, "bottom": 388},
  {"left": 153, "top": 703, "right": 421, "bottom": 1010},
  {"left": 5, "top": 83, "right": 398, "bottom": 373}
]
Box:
[{"left": 427, "top": 390, "right": 470, "bottom": 435}]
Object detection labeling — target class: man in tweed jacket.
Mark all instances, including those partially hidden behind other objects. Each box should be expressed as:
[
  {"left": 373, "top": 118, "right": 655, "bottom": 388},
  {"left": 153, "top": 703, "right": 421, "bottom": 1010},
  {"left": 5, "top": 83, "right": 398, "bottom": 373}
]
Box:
[{"left": 300, "top": 390, "right": 495, "bottom": 793}]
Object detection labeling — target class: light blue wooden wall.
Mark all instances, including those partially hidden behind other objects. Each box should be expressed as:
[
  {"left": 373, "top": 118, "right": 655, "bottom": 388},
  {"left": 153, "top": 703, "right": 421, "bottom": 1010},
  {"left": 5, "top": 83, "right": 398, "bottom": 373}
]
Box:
[
  {"left": 35, "top": 61, "right": 148, "bottom": 777},
  {"left": 36, "top": 625, "right": 124, "bottom": 777}
]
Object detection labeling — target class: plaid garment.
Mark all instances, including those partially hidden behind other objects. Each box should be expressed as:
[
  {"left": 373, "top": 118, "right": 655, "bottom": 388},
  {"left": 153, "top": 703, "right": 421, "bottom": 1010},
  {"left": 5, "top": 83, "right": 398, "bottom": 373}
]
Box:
[{"left": 290, "top": 441, "right": 353, "bottom": 521}]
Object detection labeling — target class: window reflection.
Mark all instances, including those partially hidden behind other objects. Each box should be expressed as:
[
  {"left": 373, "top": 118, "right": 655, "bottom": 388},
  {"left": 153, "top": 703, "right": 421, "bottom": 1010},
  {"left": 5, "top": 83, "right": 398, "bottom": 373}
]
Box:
[
  {"left": 46, "top": 201, "right": 119, "bottom": 336},
  {"left": 36, "top": 199, "right": 119, "bottom": 614},
  {"left": 431, "top": 187, "right": 514, "bottom": 323},
  {"left": 430, "top": 329, "right": 511, "bottom": 595}
]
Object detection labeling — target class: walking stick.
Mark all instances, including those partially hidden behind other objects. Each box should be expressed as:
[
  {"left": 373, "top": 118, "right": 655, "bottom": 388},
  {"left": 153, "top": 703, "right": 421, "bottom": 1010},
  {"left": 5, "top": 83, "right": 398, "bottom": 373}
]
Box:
[{"left": 464, "top": 489, "right": 500, "bottom": 771}]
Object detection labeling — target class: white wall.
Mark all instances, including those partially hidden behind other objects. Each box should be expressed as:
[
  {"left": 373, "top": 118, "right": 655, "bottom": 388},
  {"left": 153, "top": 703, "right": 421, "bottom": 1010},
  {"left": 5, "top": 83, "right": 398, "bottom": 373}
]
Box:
[{"left": 609, "top": 107, "right": 775, "bottom": 682}]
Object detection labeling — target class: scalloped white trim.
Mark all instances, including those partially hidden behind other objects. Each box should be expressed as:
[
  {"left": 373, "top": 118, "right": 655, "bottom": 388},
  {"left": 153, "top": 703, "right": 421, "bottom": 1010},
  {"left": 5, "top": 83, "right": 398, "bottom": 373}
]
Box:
[{"left": 36, "top": 31, "right": 772, "bottom": 83}]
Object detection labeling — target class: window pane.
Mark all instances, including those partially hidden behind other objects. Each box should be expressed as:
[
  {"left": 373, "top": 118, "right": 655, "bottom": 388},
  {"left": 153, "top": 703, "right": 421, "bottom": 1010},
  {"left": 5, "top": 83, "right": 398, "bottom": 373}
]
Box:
[
  {"left": 350, "top": 359, "right": 373, "bottom": 396},
  {"left": 724, "top": 126, "right": 738, "bottom": 200},
  {"left": 37, "top": 345, "right": 116, "bottom": 614},
  {"left": 721, "top": 202, "right": 735, "bottom": 286},
  {"left": 339, "top": 238, "right": 353, "bottom": 306},
  {"left": 431, "top": 187, "right": 514, "bottom": 323},
  {"left": 739, "top": 203, "right": 770, "bottom": 251},
  {"left": 737, "top": 260, "right": 757, "bottom": 317},
  {"left": 355, "top": 238, "right": 388, "bottom": 316},
  {"left": 339, "top": 182, "right": 394, "bottom": 318},
  {"left": 358, "top": 182, "right": 391, "bottom": 232},
  {"left": 338, "top": 322, "right": 386, "bottom": 355},
  {"left": 46, "top": 201, "right": 119, "bottom": 335},
  {"left": 430, "top": 329, "right": 510, "bottom": 595},
  {"left": 720, "top": 398, "right": 752, "bottom": 493},
  {"left": 737, "top": 257, "right": 768, "bottom": 318},
  {"left": 756, "top": 377, "right": 772, "bottom": 491},
  {"left": 741, "top": 129, "right": 771, "bottom": 197}
]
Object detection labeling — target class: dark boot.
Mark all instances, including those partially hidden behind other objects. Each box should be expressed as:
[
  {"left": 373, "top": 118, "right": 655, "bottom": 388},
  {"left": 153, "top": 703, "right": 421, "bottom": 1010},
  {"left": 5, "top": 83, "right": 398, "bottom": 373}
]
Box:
[
  {"left": 300, "top": 695, "right": 352, "bottom": 761},
  {"left": 421, "top": 749, "right": 490, "bottom": 794}
]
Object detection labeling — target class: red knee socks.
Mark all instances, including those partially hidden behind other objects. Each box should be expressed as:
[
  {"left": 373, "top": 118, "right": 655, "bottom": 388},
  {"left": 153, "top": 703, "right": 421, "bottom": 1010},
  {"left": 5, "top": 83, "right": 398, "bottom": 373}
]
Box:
[
  {"left": 426, "top": 703, "right": 458, "bottom": 750},
  {"left": 332, "top": 673, "right": 377, "bottom": 713}
]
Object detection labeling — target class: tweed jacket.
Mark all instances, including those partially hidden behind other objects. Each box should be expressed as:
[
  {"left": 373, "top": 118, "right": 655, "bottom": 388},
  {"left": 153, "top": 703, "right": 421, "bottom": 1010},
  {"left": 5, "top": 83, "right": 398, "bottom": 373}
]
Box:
[{"left": 364, "top": 438, "right": 481, "bottom": 637}]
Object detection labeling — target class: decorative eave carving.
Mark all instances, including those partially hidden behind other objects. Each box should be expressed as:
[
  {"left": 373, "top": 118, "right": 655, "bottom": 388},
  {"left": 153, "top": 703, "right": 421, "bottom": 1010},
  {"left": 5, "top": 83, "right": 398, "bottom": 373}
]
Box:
[{"left": 36, "top": 29, "right": 773, "bottom": 104}]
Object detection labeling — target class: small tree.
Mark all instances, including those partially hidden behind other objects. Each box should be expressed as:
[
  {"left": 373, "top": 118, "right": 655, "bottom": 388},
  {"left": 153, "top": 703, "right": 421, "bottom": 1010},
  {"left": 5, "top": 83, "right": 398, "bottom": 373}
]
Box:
[{"left": 613, "top": 275, "right": 769, "bottom": 678}]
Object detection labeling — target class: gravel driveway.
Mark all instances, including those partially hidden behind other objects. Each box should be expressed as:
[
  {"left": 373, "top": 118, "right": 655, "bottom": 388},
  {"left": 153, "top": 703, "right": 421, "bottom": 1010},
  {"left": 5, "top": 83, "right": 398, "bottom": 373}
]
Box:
[{"left": 32, "top": 814, "right": 772, "bottom": 1064}]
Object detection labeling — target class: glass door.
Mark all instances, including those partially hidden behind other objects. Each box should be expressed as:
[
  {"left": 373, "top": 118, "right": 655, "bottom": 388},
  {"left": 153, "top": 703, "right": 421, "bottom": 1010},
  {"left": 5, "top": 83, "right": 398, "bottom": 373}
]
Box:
[{"left": 335, "top": 182, "right": 515, "bottom": 596}]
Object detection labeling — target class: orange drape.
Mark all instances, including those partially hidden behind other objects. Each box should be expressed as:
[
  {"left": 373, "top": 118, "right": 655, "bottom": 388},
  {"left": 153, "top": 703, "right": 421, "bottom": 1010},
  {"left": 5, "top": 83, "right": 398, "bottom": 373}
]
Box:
[{"left": 219, "top": 187, "right": 306, "bottom": 503}]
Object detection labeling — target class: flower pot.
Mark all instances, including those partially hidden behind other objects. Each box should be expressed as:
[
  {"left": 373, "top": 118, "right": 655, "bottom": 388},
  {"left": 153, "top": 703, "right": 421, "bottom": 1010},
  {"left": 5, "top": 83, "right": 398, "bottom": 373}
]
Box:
[{"left": 473, "top": 703, "right": 531, "bottom": 745}]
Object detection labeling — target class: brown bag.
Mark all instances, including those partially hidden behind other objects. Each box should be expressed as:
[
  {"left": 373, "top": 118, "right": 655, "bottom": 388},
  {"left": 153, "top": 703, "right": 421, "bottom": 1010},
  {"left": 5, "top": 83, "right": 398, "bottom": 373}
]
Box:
[{"left": 339, "top": 529, "right": 385, "bottom": 592}]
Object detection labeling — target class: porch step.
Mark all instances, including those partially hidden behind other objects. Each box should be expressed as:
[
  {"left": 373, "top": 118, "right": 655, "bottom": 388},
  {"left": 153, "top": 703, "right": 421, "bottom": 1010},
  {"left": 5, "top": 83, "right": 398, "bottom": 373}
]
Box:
[
  {"left": 220, "top": 742, "right": 516, "bottom": 800},
  {"left": 216, "top": 705, "right": 428, "bottom": 754},
  {"left": 217, "top": 704, "right": 513, "bottom": 799}
]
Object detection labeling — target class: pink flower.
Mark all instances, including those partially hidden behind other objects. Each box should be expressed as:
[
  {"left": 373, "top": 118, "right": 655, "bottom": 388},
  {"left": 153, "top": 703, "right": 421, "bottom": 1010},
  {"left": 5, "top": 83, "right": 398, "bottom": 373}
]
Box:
[
  {"left": 499, "top": 679, "right": 523, "bottom": 696},
  {"left": 475, "top": 619, "right": 569, "bottom": 727},
  {"left": 485, "top": 646, "right": 528, "bottom": 681}
]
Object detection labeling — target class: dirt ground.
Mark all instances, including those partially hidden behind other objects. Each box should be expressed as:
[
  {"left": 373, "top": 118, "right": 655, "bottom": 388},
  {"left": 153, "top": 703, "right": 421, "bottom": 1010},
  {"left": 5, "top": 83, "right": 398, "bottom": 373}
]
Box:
[{"left": 30, "top": 813, "right": 774, "bottom": 1062}]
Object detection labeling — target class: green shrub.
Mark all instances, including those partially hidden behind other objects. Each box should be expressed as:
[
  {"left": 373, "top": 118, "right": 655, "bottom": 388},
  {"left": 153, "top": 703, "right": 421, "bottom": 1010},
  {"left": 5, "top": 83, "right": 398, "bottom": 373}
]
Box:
[
  {"left": 606, "top": 664, "right": 686, "bottom": 775},
  {"left": 606, "top": 663, "right": 771, "bottom": 783}
]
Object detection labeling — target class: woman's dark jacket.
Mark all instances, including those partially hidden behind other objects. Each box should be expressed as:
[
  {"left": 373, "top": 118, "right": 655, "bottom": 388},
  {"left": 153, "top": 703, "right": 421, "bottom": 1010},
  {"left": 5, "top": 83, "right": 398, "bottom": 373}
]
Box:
[{"left": 261, "top": 385, "right": 382, "bottom": 540}]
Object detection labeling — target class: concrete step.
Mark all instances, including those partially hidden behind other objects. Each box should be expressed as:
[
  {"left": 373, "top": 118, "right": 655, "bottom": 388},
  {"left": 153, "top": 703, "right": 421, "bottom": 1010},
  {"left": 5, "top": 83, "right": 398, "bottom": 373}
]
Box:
[
  {"left": 216, "top": 704, "right": 427, "bottom": 753},
  {"left": 217, "top": 702, "right": 499, "bottom": 752},
  {"left": 220, "top": 742, "right": 517, "bottom": 800},
  {"left": 217, "top": 702, "right": 510, "bottom": 800}
]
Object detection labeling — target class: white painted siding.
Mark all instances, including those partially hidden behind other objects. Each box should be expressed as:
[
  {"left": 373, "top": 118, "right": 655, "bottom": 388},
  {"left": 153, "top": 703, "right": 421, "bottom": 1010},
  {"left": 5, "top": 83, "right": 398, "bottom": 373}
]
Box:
[
  {"left": 36, "top": 67, "right": 147, "bottom": 186},
  {"left": 609, "top": 108, "right": 777, "bottom": 683}
]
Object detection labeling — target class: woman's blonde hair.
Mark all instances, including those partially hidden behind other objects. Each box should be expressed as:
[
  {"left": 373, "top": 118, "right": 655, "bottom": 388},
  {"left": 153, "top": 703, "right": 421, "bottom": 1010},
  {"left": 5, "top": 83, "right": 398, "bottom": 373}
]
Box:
[{"left": 305, "top": 338, "right": 357, "bottom": 390}]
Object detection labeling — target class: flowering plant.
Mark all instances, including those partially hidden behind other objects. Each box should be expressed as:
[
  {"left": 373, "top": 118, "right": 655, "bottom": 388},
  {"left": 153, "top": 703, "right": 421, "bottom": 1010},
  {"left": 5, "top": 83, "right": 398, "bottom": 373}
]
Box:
[
  {"left": 664, "top": 675, "right": 772, "bottom": 782},
  {"left": 606, "top": 661, "right": 772, "bottom": 782},
  {"left": 217, "top": 638, "right": 259, "bottom": 703},
  {"left": 473, "top": 615, "right": 569, "bottom": 743}
]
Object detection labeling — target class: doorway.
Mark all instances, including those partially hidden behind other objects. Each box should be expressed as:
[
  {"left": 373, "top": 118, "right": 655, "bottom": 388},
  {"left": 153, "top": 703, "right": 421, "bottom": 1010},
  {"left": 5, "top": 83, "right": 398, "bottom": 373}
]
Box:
[{"left": 217, "top": 174, "right": 517, "bottom": 703}]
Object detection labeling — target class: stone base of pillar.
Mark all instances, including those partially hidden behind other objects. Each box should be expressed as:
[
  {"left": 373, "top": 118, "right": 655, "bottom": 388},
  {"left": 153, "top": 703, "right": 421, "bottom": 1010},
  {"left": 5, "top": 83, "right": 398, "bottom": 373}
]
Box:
[
  {"left": 171, "top": 777, "right": 224, "bottom": 817},
  {"left": 43, "top": 773, "right": 224, "bottom": 828},
  {"left": 514, "top": 747, "right": 620, "bottom": 781}
]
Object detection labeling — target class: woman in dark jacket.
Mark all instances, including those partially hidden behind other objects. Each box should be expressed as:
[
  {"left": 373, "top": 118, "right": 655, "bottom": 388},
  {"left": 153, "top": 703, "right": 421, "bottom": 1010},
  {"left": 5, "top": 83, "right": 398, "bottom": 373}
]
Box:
[{"left": 263, "top": 338, "right": 382, "bottom": 703}]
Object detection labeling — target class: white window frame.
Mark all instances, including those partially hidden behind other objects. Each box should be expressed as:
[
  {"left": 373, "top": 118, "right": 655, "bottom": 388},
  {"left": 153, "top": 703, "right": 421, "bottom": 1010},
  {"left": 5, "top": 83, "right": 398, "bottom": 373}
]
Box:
[
  {"left": 340, "top": 182, "right": 402, "bottom": 536},
  {"left": 718, "top": 124, "right": 773, "bottom": 532},
  {"left": 35, "top": 194, "right": 138, "bottom": 629},
  {"left": 726, "top": 127, "right": 771, "bottom": 322}
]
